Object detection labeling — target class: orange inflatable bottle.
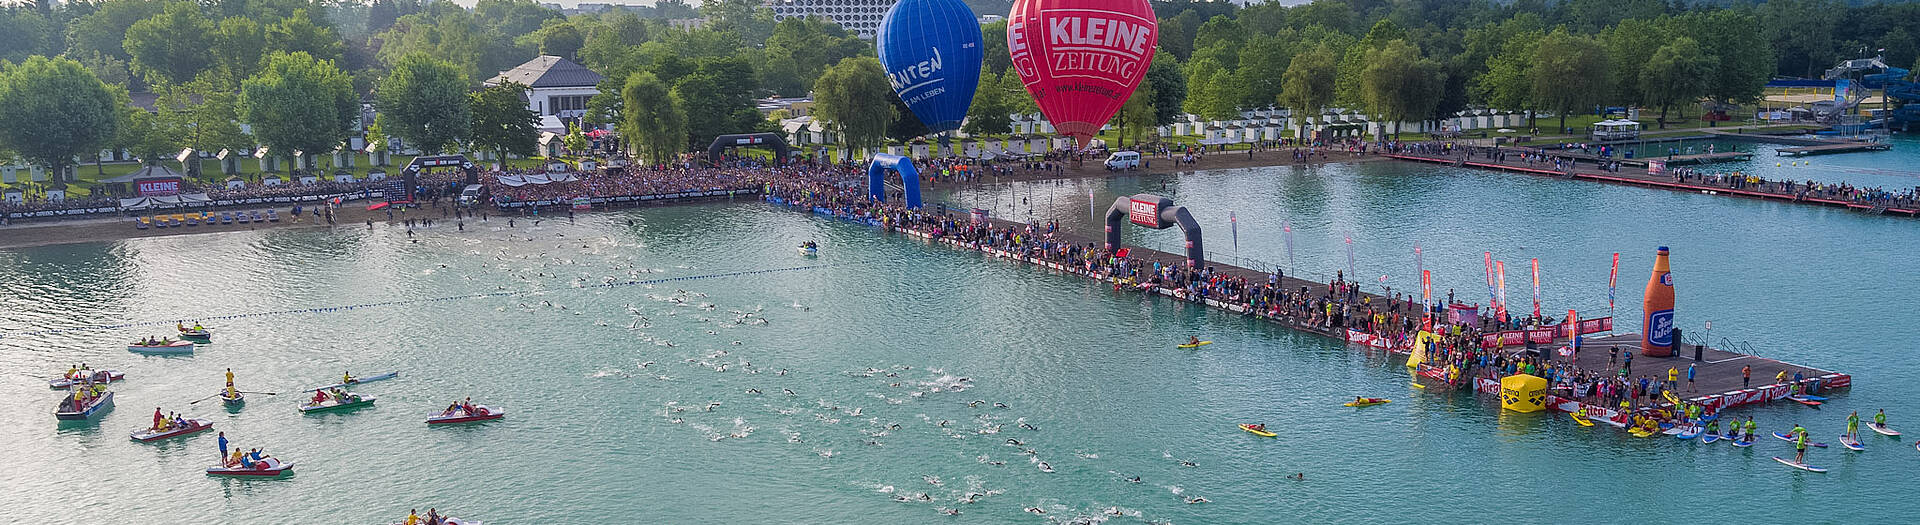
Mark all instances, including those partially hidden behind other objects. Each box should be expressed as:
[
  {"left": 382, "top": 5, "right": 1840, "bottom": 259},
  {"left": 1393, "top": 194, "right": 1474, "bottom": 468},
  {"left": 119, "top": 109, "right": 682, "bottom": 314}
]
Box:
[{"left": 1641, "top": 246, "right": 1675, "bottom": 357}]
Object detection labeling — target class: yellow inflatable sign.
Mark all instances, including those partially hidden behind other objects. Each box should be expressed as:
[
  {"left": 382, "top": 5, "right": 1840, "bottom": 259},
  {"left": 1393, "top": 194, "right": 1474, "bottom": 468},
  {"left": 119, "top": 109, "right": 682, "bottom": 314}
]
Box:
[{"left": 1499, "top": 374, "right": 1548, "bottom": 413}]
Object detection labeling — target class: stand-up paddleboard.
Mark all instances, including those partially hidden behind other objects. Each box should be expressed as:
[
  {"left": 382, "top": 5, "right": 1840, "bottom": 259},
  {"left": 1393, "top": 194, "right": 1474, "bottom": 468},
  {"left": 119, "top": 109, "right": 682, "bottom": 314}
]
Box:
[
  {"left": 1176, "top": 341, "right": 1212, "bottom": 349},
  {"left": 1663, "top": 391, "right": 1682, "bottom": 406},
  {"left": 1732, "top": 438, "right": 1754, "bottom": 447},
  {"left": 1675, "top": 426, "right": 1703, "bottom": 439},
  {"left": 1789, "top": 396, "right": 1823, "bottom": 408},
  {"left": 1867, "top": 423, "right": 1901, "bottom": 436},
  {"left": 1773, "top": 456, "right": 1828, "bottom": 473},
  {"left": 1795, "top": 395, "right": 1828, "bottom": 402},
  {"left": 1774, "top": 432, "right": 1828, "bottom": 448},
  {"left": 1701, "top": 433, "right": 1721, "bottom": 444},
  {"left": 1838, "top": 435, "right": 1864, "bottom": 451}
]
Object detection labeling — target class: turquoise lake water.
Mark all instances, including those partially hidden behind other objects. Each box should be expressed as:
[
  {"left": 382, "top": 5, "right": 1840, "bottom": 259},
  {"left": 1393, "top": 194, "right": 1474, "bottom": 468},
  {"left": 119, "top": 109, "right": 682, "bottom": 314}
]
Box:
[{"left": 4, "top": 142, "right": 1920, "bottom": 523}]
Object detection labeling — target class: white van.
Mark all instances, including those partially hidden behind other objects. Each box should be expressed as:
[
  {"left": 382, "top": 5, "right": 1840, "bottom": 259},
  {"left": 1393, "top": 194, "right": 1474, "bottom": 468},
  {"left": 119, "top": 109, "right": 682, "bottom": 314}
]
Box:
[
  {"left": 1104, "top": 151, "right": 1141, "bottom": 170},
  {"left": 458, "top": 184, "right": 485, "bottom": 205}
]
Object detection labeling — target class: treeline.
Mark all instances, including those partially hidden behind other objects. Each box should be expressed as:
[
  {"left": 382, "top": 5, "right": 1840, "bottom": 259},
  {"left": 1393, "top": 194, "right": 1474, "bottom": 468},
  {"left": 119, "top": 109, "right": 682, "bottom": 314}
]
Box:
[{"left": 2, "top": 0, "right": 1918, "bottom": 175}]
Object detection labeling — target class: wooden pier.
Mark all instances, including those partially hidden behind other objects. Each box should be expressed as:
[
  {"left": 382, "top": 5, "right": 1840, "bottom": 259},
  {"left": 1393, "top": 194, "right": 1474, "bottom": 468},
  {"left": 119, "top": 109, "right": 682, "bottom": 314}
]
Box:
[
  {"left": 772, "top": 197, "right": 1853, "bottom": 430},
  {"left": 1776, "top": 142, "right": 1892, "bottom": 156},
  {"left": 1386, "top": 154, "right": 1919, "bottom": 217}
]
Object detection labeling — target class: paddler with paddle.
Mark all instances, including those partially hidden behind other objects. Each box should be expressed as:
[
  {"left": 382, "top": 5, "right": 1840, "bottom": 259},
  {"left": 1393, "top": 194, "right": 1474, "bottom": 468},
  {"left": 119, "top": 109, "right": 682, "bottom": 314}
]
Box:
[
  {"left": 1845, "top": 411, "right": 1860, "bottom": 442},
  {"left": 1790, "top": 423, "right": 1810, "bottom": 464}
]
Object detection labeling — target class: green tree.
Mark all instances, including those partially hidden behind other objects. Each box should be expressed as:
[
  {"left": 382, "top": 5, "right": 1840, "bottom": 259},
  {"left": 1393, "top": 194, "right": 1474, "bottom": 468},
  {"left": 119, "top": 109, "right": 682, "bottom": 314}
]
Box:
[
  {"left": 671, "top": 55, "right": 763, "bottom": 151},
  {"left": 209, "top": 16, "right": 267, "bottom": 89},
  {"left": 1143, "top": 53, "right": 1187, "bottom": 126},
  {"left": 619, "top": 72, "right": 686, "bottom": 164},
  {"left": 884, "top": 93, "right": 930, "bottom": 143},
  {"left": 812, "top": 56, "right": 894, "bottom": 154},
  {"left": 376, "top": 53, "right": 473, "bottom": 155},
  {"left": 239, "top": 51, "right": 357, "bottom": 166},
  {"left": 961, "top": 66, "right": 1013, "bottom": 136},
  {"left": 119, "top": 101, "right": 178, "bottom": 167},
  {"left": 64, "top": 0, "right": 165, "bottom": 64},
  {"left": 123, "top": 1, "right": 215, "bottom": 86},
  {"left": 0, "top": 7, "right": 59, "bottom": 63},
  {"left": 759, "top": 16, "right": 866, "bottom": 97},
  {"left": 1337, "top": 19, "right": 1408, "bottom": 108},
  {"left": 266, "top": 9, "right": 345, "bottom": 63},
  {"left": 534, "top": 21, "right": 585, "bottom": 59},
  {"left": 1530, "top": 29, "right": 1610, "bottom": 133},
  {"left": 1602, "top": 17, "right": 1673, "bottom": 109},
  {"left": 467, "top": 81, "right": 539, "bottom": 161},
  {"left": 1280, "top": 43, "right": 1340, "bottom": 121},
  {"left": 1640, "top": 37, "right": 1710, "bottom": 128},
  {"left": 1360, "top": 40, "right": 1446, "bottom": 138},
  {"left": 157, "top": 80, "right": 252, "bottom": 178},
  {"left": 475, "top": 0, "right": 562, "bottom": 38},
  {"left": 1111, "top": 79, "right": 1156, "bottom": 147},
  {"left": 1679, "top": 10, "right": 1771, "bottom": 106},
  {"left": 1477, "top": 29, "right": 1543, "bottom": 124},
  {"left": 0, "top": 56, "right": 121, "bottom": 184}
]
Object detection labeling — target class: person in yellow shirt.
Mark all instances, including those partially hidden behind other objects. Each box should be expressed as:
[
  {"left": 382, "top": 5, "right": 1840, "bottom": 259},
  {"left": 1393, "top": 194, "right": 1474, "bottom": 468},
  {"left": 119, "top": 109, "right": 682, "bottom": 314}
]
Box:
[
  {"left": 225, "top": 368, "right": 234, "bottom": 386},
  {"left": 1667, "top": 367, "right": 1679, "bottom": 390},
  {"left": 404, "top": 509, "right": 421, "bottom": 525}
]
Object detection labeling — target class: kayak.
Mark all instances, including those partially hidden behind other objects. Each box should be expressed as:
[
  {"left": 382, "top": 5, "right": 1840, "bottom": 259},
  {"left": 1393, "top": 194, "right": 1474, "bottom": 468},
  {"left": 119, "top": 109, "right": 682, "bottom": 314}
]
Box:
[
  {"left": 130, "top": 418, "right": 213, "bottom": 442},
  {"left": 207, "top": 458, "right": 294, "bottom": 477},
  {"left": 1663, "top": 391, "right": 1681, "bottom": 406},
  {"left": 1701, "top": 433, "right": 1722, "bottom": 444},
  {"left": 1238, "top": 424, "right": 1276, "bottom": 437},
  {"left": 1867, "top": 423, "right": 1901, "bottom": 436},
  {"left": 1773, "top": 432, "right": 1828, "bottom": 448},
  {"left": 1628, "top": 427, "right": 1657, "bottom": 438},
  {"left": 1772, "top": 456, "right": 1827, "bottom": 473},
  {"left": 1788, "top": 396, "right": 1823, "bottom": 408},
  {"left": 1570, "top": 414, "right": 1594, "bottom": 427},
  {"left": 49, "top": 370, "right": 123, "bottom": 389},
  {"left": 427, "top": 405, "right": 506, "bottom": 425},
  {"left": 1837, "top": 435, "right": 1865, "bottom": 451},
  {"left": 128, "top": 340, "right": 194, "bottom": 354},
  {"left": 55, "top": 391, "right": 114, "bottom": 420},
  {"left": 303, "top": 371, "right": 399, "bottom": 392},
  {"left": 1343, "top": 398, "right": 1391, "bottom": 407},
  {"left": 385, "top": 517, "right": 481, "bottom": 525},
  {"left": 1177, "top": 341, "right": 1212, "bottom": 349},
  {"left": 298, "top": 394, "right": 377, "bottom": 414}
]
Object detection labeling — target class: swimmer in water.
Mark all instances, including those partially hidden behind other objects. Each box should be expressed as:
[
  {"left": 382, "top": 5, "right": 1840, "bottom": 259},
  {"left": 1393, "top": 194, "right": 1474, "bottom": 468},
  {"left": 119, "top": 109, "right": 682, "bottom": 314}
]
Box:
[
  {"left": 1127, "top": 476, "right": 1142, "bottom": 483},
  {"left": 939, "top": 508, "right": 959, "bottom": 516},
  {"left": 1020, "top": 423, "right": 1039, "bottom": 431},
  {"left": 994, "top": 402, "right": 1009, "bottom": 409},
  {"left": 968, "top": 400, "right": 984, "bottom": 408},
  {"left": 1006, "top": 438, "right": 1023, "bottom": 446},
  {"left": 783, "top": 388, "right": 796, "bottom": 396},
  {"left": 1179, "top": 461, "right": 1197, "bottom": 468},
  {"left": 1185, "top": 496, "right": 1210, "bottom": 504},
  {"left": 1288, "top": 472, "right": 1305, "bottom": 480},
  {"left": 1024, "top": 507, "right": 1046, "bottom": 515}
]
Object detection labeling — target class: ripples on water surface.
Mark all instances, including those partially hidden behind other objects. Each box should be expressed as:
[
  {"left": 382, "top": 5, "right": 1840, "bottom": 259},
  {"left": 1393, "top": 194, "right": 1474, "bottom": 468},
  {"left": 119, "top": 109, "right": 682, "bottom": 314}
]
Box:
[{"left": 4, "top": 156, "right": 1919, "bottom": 523}]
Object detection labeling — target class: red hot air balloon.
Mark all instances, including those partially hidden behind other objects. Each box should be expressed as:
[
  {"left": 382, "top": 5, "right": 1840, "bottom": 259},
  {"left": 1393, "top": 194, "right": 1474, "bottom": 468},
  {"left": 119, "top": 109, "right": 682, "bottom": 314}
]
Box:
[{"left": 1007, "top": 0, "right": 1157, "bottom": 148}]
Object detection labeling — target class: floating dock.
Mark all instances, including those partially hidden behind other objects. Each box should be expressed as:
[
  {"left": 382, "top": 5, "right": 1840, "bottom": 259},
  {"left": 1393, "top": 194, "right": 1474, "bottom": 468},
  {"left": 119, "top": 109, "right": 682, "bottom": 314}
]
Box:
[
  {"left": 770, "top": 197, "right": 1852, "bottom": 430},
  {"left": 1386, "top": 154, "right": 1919, "bottom": 217},
  {"left": 1776, "top": 142, "right": 1893, "bottom": 156}
]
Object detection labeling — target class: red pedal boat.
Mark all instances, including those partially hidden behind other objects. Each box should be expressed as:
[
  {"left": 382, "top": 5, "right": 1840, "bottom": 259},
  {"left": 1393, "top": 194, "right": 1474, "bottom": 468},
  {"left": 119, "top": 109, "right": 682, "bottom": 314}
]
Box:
[{"left": 426, "top": 405, "right": 505, "bottom": 425}]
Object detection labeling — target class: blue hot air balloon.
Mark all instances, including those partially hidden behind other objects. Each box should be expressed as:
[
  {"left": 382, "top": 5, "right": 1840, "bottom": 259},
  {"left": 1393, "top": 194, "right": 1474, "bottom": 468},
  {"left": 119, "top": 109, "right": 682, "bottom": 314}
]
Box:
[{"left": 875, "top": 0, "right": 983, "bottom": 133}]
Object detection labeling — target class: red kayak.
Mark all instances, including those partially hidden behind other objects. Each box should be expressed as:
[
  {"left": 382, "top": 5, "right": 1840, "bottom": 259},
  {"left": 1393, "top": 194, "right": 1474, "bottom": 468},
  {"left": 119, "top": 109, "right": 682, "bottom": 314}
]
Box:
[
  {"left": 426, "top": 405, "right": 505, "bottom": 425},
  {"left": 130, "top": 418, "right": 213, "bottom": 442}
]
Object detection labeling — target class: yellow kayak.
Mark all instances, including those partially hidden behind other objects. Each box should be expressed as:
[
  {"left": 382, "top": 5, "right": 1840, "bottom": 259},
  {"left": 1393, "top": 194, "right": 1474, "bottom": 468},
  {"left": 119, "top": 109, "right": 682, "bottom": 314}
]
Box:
[
  {"left": 1343, "top": 398, "right": 1391, "bottom": 407},
  {"left": 1177, "top": 341, "right": 1212, "bottom": 349},
  {"left": 1239, "top": 424, "right": 1276, "bottom": 437},
  {"left": 1628, "top": 427, "right": 1657, "bottom": 438},
  {"left": 1571, "top": 414, "right": 1595, "bottom": 427}
]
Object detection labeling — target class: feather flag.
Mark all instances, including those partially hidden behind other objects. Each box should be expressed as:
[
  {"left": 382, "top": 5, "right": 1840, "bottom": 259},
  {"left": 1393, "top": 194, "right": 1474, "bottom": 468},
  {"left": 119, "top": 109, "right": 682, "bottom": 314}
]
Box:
[
  {"left": 1608, "top": 252, "right": 1619, "bottom": 311},
  {"left": 1495, "top": 260, "right": 1509, "bottom": 322},
  {"left": 1483, "top": 252, "right": 1497, "bottom": 307},
  {"left": 1421, "top": 270, "right": 1431, "bottom": 304},
  {"left": 1530, "top": 258, "right": 1542, "bottom": 319},
  {"left": 1088, "top": 188, "right": 1097, "bottom": 221},
  {"left": 1344, "top": 233, "right": 1356, "bottom": 283},
  {"left": 1414, "top": 244, "right": 1424, "bottom": 289},
  {"left": 1282, "top": 220, "right": 1295, "bottom": 273},
  {"left": 1229, "top": 211, "right": 1238, "bottom": 251}
]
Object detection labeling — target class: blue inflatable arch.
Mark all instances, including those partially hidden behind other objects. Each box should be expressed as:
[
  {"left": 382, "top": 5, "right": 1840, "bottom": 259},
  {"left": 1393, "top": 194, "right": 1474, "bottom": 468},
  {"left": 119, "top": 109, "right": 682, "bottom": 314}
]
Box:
[{"left": 867, "top": 154, "right": 923, "bottom": 209}]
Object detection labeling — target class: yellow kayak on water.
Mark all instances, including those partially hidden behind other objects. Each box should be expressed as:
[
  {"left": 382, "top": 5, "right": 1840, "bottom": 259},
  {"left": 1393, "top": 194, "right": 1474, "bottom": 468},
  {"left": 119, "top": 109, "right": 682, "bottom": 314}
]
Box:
[
  {"left": 1240, "top": 424, "right": 1277, "bottom": 437},
  {"left": 1628, "top": 427, "right": 1657, "bottom": 438},
  {"left": 1177, "top": 341, "right": 1212, "bottom": 349},
  {"left": 1343, "top": 398, "right": 1391, "bottom": 407},
  {"left": 1571, "top": 414, "right": 1595, "bottom": 427}
]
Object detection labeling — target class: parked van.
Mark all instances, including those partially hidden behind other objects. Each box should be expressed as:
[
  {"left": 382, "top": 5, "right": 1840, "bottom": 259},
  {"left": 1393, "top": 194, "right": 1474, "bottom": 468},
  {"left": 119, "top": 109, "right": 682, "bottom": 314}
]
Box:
[
  {"left": 1104, "top": 151, "right": 1141, "bottom": 170},
  {"left": 458, "top": 184, "right": 486, "bottom": 205}
]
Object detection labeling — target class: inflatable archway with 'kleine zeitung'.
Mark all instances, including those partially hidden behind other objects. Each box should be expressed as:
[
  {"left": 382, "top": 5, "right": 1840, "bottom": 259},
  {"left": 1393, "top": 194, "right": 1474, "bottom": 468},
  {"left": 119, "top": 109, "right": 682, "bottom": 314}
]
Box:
[
  {"left": 1500, "top": 374, "right": 1548, "bottom": 413},
  {"left": 1103, "top": 194, "right": 1202, "bottom": 267}
]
